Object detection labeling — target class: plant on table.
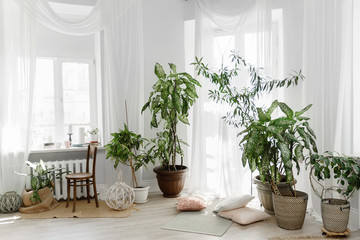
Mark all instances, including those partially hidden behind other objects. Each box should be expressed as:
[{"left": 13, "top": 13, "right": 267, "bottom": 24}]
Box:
[
  {"left": 105, "top": 124, "right": 155, "bottom": 188},
  {"left": 142, "top": 62, "right": 201, "bottom": 170}
]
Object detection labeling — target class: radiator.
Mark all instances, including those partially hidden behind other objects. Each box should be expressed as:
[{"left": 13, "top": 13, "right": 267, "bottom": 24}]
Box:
[{"left": 26, "top": 159, "right": 94, "bottom": 200}]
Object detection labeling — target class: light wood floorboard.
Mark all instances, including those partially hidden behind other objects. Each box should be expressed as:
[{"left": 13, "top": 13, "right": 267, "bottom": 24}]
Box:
[{"left": 1, "top": 194, "right": 359, "bottom": 240}]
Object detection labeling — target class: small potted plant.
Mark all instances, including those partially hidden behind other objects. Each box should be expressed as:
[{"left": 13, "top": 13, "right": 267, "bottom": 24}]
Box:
[
  {"left": 239, "top": 100, "right": 317, "bottom": 230},
  {"left": 14, "top": 160, "right": 66, "bottom": 213},
  {"left": 88, "top": 127, "right": 100, "bottom": 143},
  {"left": 309, "top": 152, "right": 360, "bottom": 233},
  {"left": 142, "top": 62, "right": 201, "bottom": 197},
  {"left": 105, "top": 124, "right": 155, "bottom": 203}
]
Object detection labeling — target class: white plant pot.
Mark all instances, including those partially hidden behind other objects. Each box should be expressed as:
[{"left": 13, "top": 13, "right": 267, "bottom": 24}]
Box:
[
  {"left": 90, "top": 134, "right": 98, "bottom": 142},
  {"left": 133, "top": 186, "right": 150, "bottom": 204}
]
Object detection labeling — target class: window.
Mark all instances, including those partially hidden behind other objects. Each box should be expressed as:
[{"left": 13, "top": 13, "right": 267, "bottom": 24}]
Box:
[{"left": 32, "top": 57, "right": 96, "bottom": 148}]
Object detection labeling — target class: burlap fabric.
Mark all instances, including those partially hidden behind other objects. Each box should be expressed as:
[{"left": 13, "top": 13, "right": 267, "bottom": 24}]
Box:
[{"left": 19, "top": 187, "right": 58, "bottom": 214}]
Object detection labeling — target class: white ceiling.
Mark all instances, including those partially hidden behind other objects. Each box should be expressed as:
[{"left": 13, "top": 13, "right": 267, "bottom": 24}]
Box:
[{"left": 48, "top": 0, "right": 97, "bottom": 6}]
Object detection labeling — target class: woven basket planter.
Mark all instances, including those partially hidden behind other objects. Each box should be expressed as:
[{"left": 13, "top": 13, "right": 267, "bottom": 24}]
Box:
[
  {"left": 273, "top": 191, "right": 308, "bottom": 230},
  {"left": 253, "top": 176, "right": 296, "bottom": 215},
  {"left": 321, "top": 198, "right": 350, "bottom": 233}
]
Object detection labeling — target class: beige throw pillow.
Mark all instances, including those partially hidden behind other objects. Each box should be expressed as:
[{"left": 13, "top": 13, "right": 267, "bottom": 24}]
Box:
[
  {"left": 218, "top": 207, "right": 270, "bottom": 225},
  {"left": 213, "top": 194, "right": 254, "bottom": 212}
]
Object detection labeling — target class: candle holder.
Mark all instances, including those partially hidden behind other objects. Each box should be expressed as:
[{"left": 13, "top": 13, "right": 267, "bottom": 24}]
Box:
[{"left": 67, "top": 133, "right": 73, "bottom": 146}]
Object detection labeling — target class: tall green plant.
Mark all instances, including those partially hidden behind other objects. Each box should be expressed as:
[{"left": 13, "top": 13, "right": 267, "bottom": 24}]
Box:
[
  {"left": 192, "top": 51, "right": 304, "bottom": 128},
  {"left": 239, "top": 100, "right": 317, "bottom": 194},
  {"left": 142, "top": 63, "right": 201, "bottom": 170},
  {"left": 105, "top": 124, "right": 154, "bottom": 188}
]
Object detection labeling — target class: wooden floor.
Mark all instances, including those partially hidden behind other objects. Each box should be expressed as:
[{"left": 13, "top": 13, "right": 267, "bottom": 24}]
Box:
[{"left": 1, "top": 194, "right": 360, "bottom": 240}]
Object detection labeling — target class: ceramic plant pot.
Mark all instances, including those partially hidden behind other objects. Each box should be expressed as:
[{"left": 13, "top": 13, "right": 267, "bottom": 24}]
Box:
[
  {"left": 133, "top": 186, "right": 150, "bottom": 204},
  {"left": 153, "top": 165, "right": 188, "bottom": 198}
]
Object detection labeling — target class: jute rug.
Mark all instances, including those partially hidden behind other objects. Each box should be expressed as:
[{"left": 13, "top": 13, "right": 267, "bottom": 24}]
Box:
[
  {"left": 268, "top": 236, "right": 325, "bottom": 240},
  {"left": 20, "top": 200, "right": 136, "bottom": 219}
]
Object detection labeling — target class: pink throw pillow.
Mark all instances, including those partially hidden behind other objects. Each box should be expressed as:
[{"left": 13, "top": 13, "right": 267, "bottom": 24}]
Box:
[{"left": 177, "top": 196, "right": 206, "bottom": 211}]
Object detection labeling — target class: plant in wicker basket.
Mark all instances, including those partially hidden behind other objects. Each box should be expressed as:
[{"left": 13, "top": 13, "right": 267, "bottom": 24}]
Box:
[
  {"left": 239, "top": 100, "right": 317, "bottom": 229},
  {"left": 309, "top": 152, "right": 360, "bottom": 232}
]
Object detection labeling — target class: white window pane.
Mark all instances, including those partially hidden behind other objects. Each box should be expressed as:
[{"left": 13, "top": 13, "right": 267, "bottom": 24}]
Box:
[
  {"left": 62, "top": 62, "right": 91, "bottom": 126},
  {"left": 33, "top": 59, "right": 55, "bottom": 147}
]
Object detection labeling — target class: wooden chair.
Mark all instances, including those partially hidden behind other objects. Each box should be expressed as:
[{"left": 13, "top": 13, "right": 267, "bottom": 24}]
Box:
[{"left": 65, "top": 144, "right": 99, "bottom": 212}]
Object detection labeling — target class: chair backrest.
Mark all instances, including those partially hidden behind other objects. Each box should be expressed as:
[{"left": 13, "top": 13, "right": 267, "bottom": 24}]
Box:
[{"left": 85, "top": 144, "right": 97, "bottom": 176}]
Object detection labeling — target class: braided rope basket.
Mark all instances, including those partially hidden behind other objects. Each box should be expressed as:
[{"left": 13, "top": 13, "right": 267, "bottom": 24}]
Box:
[
  {"left": 272, "top": 191, "right": 308, "bottom": 230},
  {"left": 105, "top": 171, "right": 135, "bottom": 211}
]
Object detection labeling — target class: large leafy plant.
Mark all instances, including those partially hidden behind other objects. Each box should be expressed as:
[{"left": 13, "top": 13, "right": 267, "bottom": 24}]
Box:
[
  {"left": 105, "top": 124, "right": 154, "bottom": 188},
  {"left": 239, "top": 100, "right": 317, "bottom": 194},
  {"left": 310, "top": 152, "right": 360, "bottom": 199},
  {"left": 192, "top": 51, "right": 304, "bottom": 128},
  {"left": 142, "top": 63, "right": 201, "bottom": 170}
]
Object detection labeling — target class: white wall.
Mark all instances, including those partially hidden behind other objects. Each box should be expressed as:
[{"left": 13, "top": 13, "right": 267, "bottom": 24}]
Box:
[{"left": 142, "top": 0, "right": 186, "bottom": 185}]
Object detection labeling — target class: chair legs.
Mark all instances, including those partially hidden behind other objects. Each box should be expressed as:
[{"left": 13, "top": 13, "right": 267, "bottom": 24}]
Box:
[
  {"left": 86, "top": 179, "right": 90, "bottom": 203},
  {"left": 66, "top": 179, "right": 70, "bottom": 208},
  {"left": 93, "top": 178, "right": 99, "bottom": 208},
  {"left": 73, "top": 182, "right": 77, "bottom": 212},
  {"left": 66, "top": 178, "right": 98, "bottom": 212}
]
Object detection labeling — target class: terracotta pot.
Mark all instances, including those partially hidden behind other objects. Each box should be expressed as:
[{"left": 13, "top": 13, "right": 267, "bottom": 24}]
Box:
[
  {"left": 253, "top": 175, "right": 296, "bottom": 215},
  {"left": 153, "top": 165, "right": 188, "bottom": 198}
]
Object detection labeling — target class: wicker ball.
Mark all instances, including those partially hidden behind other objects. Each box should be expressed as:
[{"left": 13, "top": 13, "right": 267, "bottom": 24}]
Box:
[
  {"left": 105, "top": 181, "right": 135, "bottom": 210},
  {"left": 0, "top": 191, "right": 23, "bottom": 213}
]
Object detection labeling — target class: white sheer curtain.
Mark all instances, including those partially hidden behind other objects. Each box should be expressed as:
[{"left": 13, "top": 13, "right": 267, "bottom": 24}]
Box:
[
  {"left": 189, "top": 0, "right": 275, "bottom": 198},
  {"left": 191, "top": 0, "right": 358, "bottom": 228},
  {"left": 0, "top": 0, "right": 36, "bottom": 194},
  {"left": 0, "top": 0, "right": 144, "bottom": 194}
]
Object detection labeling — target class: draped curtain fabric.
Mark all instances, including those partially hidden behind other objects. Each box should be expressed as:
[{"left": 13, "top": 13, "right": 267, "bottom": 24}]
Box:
[
  {"left": 192, "top": 0, "right": 357, "bottom": 228},
  {"left": 0, "top": 0, "right": 144, "bottom": 194},
  {"left": 0, "top": 0, "right": 36, "bottom": 194},
  {"left": 189, "top": 0, "right": 274, "bottom": 198}
]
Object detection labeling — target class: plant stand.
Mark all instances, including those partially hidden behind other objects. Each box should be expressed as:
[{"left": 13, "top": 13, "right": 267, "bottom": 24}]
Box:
[{"left": 321, "top": 227, "right": 351, "bottom": 238}]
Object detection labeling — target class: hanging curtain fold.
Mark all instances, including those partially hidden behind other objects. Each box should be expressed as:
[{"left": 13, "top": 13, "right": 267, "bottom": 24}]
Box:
[
  {"left": 189, "top": 0, "right": 274, "bottom": 198},
  {"left": 0, "top": 0, "right": 144, "bottom": 194}
]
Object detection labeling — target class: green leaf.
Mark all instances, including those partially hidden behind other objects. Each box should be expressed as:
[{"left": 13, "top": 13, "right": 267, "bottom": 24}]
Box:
[
  {"left": 295, "top": 104, "right": 312, "bottom": 117},
  {"left": 257, "top": 108, "right": 270, "bottom": 122},
  {"left": 278, "top": 102, "right": 294, "bottom": 118},
  {"left": 178, "top": 115, "right": 189, "bottom": 125},
  {"left": 265, "top": 100, "right": 278, "bottom": 118},
  {"left": 169, "top": 63, "right": 176, "bottom": 72},
  {"left": 154, "top": 63, "right": 166, "bottom": 79},
  {"left": 271, "top": 118, "right": 296, "bottom": 126},
  {"left": 294, "top": 144, "right": 304, "bottom": 163}
]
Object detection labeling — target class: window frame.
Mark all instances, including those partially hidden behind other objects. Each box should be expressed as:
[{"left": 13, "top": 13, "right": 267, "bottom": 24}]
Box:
[{"left": 33, "top": 56, "right": 97, "bottom": 147}]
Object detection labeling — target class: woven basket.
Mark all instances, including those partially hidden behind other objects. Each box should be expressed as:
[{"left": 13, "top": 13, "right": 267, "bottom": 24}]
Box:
[
  {"left": 321, "top": 198, "right": 350, "bottom": 233},
  {"left": 273, "top": 191, "right": 308, "bottom": 230}
]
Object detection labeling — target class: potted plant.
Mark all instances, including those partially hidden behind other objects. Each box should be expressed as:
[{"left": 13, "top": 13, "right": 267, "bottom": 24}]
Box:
[
  {"left": 142, "top": 62, "right": 201, "bottom": 197},
  {"left": 309, "top": 152, "right": 360, "bottom": 233},
  {"left": 105, "top": 124, "right": 155, "bottom": 203},
  {"left": 14, "top": 160, "right": 66, "bottom": 213},
  {"left": 192, "top": 52, "right": 305, "bottom": 213},
  {"left": 239, "top": 100, "right": 317, "bottom": 229},
  {"left": 88, "top": 127, "right": 100, "bottom": 143}
]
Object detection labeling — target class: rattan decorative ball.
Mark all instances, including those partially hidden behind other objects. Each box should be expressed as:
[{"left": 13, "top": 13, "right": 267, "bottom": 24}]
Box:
[
  {"left": 0, "top": 191, "right": 23, "bottom": 213},
  {"left": 105, "top": 181, "right": 135, "bottom": 210}
]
